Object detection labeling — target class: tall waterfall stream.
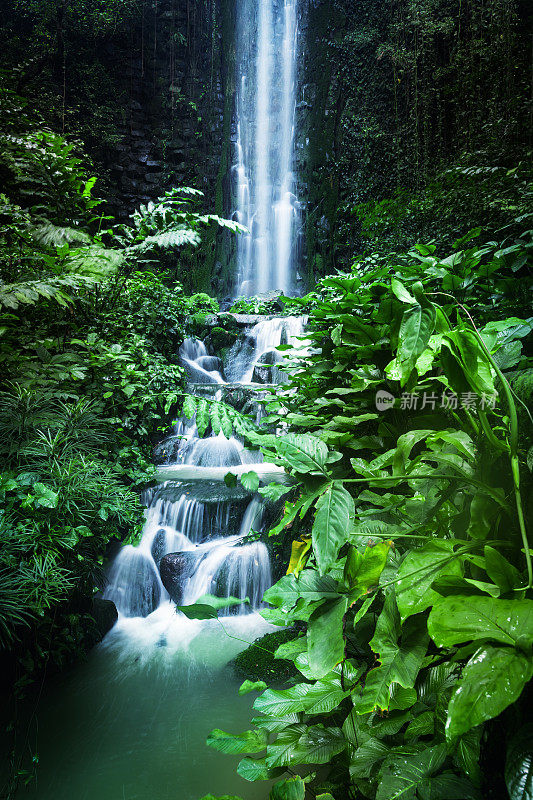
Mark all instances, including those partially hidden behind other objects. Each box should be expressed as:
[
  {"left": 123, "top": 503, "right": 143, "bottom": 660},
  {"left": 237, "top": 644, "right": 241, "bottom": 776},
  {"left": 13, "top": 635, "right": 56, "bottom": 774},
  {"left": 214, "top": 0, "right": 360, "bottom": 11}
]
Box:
[{"left": 19, "top": 317, "right": 306, "bottom": 800}]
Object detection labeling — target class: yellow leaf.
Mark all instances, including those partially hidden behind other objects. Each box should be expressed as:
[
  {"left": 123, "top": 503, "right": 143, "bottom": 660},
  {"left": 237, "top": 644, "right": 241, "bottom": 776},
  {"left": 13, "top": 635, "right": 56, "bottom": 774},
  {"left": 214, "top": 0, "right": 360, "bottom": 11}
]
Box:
[{"left": 287, "top": 536, "right": 312, "bottom": 577}]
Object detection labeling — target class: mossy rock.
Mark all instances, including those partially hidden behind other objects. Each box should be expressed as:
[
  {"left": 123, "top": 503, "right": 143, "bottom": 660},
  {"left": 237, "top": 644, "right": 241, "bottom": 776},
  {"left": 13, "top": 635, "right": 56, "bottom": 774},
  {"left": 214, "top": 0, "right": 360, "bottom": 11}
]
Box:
[
  {"left": 231, "top": 627, "right": 300, "bottom": 682},
  {"left": 206, "top": 325, "right": 239, "bottom": 351}
]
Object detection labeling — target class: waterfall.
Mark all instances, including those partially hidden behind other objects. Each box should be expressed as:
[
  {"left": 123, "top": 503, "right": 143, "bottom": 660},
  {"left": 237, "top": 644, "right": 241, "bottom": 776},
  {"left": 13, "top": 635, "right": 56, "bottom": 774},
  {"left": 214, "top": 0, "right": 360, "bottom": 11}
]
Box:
[
  {"left": 233, "top": 0, "right": 300, "bottom": 297},
  {"left": 103, "top": 318, "right": 303, "bottom": 629}
]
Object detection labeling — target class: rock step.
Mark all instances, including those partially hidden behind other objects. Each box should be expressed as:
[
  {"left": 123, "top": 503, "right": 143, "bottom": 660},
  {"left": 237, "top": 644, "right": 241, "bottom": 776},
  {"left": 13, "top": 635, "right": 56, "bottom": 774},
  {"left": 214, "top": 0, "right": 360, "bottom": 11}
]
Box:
[
  {"left": 155, "top": 463, "right": 286, "bottom": 484},
  {"left": 153, "top": 479, "right": 253, "bottom": 504}
]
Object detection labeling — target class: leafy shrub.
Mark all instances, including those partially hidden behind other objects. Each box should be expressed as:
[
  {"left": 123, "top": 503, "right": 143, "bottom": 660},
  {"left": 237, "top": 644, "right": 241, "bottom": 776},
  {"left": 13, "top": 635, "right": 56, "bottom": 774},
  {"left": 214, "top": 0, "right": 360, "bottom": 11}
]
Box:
[{"left": 205, "top": 238, "right": 532, "bottom": 800}]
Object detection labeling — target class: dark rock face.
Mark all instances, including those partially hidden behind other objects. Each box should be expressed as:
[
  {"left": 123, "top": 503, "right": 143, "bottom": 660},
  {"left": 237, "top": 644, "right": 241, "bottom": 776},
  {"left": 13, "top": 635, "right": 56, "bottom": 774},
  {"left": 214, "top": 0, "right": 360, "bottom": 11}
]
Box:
[
  {"left": 160, "top": 552, "right": 192, "bottom": 603},
  {"left": 92, "top": 598, "right": 118, "bottom": 637},
  {"left": 252, "top": 350, "right": 280, "bottom": 384},
  {"left": 154, "top": 480, "right": 252, "bottom": 505},
  {"left": 151, "top": 529, "right": 171, "bottom": 567}
]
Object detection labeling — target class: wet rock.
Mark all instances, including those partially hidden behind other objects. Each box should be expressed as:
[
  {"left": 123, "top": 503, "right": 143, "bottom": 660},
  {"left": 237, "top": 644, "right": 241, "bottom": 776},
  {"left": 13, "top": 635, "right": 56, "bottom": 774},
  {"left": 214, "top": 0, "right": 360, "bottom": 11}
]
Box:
[
  {"left": 92, "top": 598, "right": 118, "bottom": 637},
  {"left": 160, "top": 552, "right": 193, "bottom": 603},
  {"left": 154, "top": 480, "right": 252, "bottom": 504},
  {"left": 151, "top": 528, "right": 172, "bottom": 566},
  {"left": 252, "top": 350, "right": 280, "bottom": 384}
]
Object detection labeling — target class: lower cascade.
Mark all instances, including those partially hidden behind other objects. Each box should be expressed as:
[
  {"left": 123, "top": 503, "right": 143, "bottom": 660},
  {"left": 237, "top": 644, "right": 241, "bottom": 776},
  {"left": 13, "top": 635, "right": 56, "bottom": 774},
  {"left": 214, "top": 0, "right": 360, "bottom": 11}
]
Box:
[
  {"left": 101, "top": 319, "right": 301, "bottom": 625},
  {"left": 102, "top": 315, "right": 307, "bottom": 632}
]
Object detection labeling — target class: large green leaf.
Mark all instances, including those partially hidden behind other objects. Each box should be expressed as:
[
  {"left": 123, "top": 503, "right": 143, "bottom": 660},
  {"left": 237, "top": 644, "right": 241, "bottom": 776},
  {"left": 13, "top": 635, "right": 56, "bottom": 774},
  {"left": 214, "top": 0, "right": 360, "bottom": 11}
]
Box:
[
  {"left": 442, "top": 329, "right": 495, "bottom": 397},
  {"left": 446, "top": 645, "right": 533, "bottom": 740},
  {"left": 349, "top": 738, "right": 390, "bottom": 779},
  {"left": 269, "top": 776, "right": 306, "bottom": 800},
  {"left": 358, "top": 593, "right": 428, "bottom": 713},
  {"left": 303, "top": 673, "right": 354, "bottom": 715},
  {"left": 177, "top": 594, "right": 248, "bottom": 619},
  {"left": 292, "top": 724, "right": 347, "bottom": 765},
  {"left": 484, "top": 546, "right": 522, "bottom": 594},
  {"left": 254, "top": 683, "right": 312, "bottom": 716},
  {"left": 206, "top": 728, "right": 267, "bottom": 754},
  {"left": 397, "top": 302, "right": 436, "bottom": 385},
  {"left": 33, "top": 482, "right": 58, "bottom": 508},
  {"left": 376, "top": 744, "right": 480, "bottom": 800},
  {"left": 238, "top": 680, "right": 267, "bottom": 696},
  {"left": 275, "top": 433, "right": 328, "bottom": 474},
  {"left": 393, "top": 430, "right": 433, "bottom": 475},
  {"left": 237, "top": 757, "right": 284, "bottom": 782},
  {"left": 240, "top": 471, "right": 260, "bottom": 492},
  {"left": 263, "top": 570, "right": 340, "bottom": 610},
  {"left": 505, "top": 724, "right": 533, "bottom": 800},
  {"left": 396, "top": 541, "right": 463, "bottom": 620},
  {"left": 307, "top": 597, "right": 349, "bottom": 678},
  {"left": 312, "top": 482, "right": 354, "bottom": 574},
  {"left": 428, "top": 596, "right": 533, "bottom": 648},
  {"left": 265, "top": 724, "right": 309, "bottom": 767},
  {"left": 344, "top": 542, "right": 391, "bottom": 594}
]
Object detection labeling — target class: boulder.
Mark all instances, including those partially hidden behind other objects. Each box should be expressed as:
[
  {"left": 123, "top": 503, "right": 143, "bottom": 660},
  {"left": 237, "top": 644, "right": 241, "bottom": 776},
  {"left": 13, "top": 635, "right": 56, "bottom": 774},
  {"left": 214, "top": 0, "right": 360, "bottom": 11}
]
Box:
[
  {"left": 160, "top": 552, "right": 196, "bottom": 603},
  {"left": 92, "top": 598, "right": 118, "bottom": 637},
  {"left": 252, "top": 350, "right": 281, "bottom": 384}
]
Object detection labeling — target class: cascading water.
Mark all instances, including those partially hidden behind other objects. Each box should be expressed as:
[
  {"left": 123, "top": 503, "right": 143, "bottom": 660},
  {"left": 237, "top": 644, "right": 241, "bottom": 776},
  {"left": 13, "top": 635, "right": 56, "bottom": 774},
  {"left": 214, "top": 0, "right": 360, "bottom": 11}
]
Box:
[{"left": 232, "top": 0, "right": 301, "bottom": 296}]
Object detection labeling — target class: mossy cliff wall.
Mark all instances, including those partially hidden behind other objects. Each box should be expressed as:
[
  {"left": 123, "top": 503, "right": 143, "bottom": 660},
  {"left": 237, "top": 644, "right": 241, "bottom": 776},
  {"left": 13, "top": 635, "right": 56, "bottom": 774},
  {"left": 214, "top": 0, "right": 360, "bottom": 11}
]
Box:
[
  {"left": 295, "top": 0, "right": 532, "bottom": 273},
  {"left": 3, "top": 0, "right": 530, "bottom": 289}
]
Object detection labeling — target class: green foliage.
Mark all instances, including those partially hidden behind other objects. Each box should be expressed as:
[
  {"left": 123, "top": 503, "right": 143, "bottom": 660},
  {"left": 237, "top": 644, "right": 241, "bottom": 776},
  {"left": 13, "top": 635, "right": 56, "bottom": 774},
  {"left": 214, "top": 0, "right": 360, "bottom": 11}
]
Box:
[
  {"left": 209, "top": 237, "right": 532, "bottom": 799},
  {"left": 181, "top": 394, "right": 258, "bottom": 441},
  {"left": 0, "top": 80, "right": 239, "bottom": 714}
]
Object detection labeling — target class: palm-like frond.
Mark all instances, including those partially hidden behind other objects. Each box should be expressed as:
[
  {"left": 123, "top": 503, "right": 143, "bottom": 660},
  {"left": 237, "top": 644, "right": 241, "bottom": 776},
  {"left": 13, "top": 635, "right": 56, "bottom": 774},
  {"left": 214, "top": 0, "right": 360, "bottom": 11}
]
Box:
[
  {"left": 0, "top": 275, "right": 95, "bottom": 310},
  {"left": 62, "top": 244, "right": 124, "bottom": 278},
  {"left": 130, "top": 227, "right": 201, "bottom": 252},
  {"left": 30, "top": 221, "right": 92, "bottom": 248}
]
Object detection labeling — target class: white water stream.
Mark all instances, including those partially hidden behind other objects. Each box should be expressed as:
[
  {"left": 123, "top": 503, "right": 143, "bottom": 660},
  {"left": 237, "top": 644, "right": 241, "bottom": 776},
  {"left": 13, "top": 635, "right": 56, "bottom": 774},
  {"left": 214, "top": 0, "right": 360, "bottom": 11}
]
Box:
[
  {"left": 233, "top": 0, "right": 300, "bottom": 296},
  {"left": 16, "top": 0, "right": 306, "bottom": 788}
]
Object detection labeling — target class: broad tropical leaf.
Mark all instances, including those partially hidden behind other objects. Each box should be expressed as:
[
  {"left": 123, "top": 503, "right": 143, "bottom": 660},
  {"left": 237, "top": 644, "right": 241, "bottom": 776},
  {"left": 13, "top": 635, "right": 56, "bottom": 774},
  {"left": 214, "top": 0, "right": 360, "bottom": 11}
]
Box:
[
  {"left": 312, "top": 482, "right": 354, "bottom": 574},
  {"left": 428, "top": 596, "right": 533, "bottom": 648},
  {"left": 446, "top": 645, "right": 533, "bottom": 740}
]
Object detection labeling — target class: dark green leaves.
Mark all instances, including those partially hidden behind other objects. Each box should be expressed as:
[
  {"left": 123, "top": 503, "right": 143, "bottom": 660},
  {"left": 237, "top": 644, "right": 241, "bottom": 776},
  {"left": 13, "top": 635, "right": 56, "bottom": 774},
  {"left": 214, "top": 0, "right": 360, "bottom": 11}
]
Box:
[
  {"left": 396, "top": 541, "right": 463, "bottom": 620},
  {"left": 307, "top": 597, "right": 348, "bottom": 678},
  {"left": 396, "top": 300, "right": 436, "bottom": 385},
  {"left": 269, "top": 776, "right": 306, "bottom": 800},
  {"left": 275, "top": 433, "right": 329, "bottom": 475},
  {"left": 506, "top": 725, "right": 533, "bottom": 800},
  {"left": 376, "top": 744, "right": 480, "bottom": 800},
  {"left": 358, "top": 593, "right": 428, "bottom": 713}
]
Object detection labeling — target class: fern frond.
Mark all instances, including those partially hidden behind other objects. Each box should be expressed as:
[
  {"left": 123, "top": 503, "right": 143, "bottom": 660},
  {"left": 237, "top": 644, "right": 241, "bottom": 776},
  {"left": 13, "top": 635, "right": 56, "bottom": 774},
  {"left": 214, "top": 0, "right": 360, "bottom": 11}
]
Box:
[
  {"left": 31, "top": 221, "right": 91, "bottom": 249},
  {"left": 179, "top": 394, "right": 258, "bottom": 440},
  {"left": 0, "top": 276, "right": 95, "bottom": 310},
  {"left": 131, "top": 227, "right": 201, "bottom": 252},
  {"left": 63, "top": 245, "right": 124, "bottom": 278},
  {"left": 198, "top": 214, "right": 248, "bottom": 234}
]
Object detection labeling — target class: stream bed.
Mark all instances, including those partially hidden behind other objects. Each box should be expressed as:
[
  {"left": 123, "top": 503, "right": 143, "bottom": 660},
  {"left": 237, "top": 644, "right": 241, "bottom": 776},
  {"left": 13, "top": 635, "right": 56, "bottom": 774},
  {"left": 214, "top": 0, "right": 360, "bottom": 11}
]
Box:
[{"left": 19, "top": 611, "right": 272, "bottom": 800}]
